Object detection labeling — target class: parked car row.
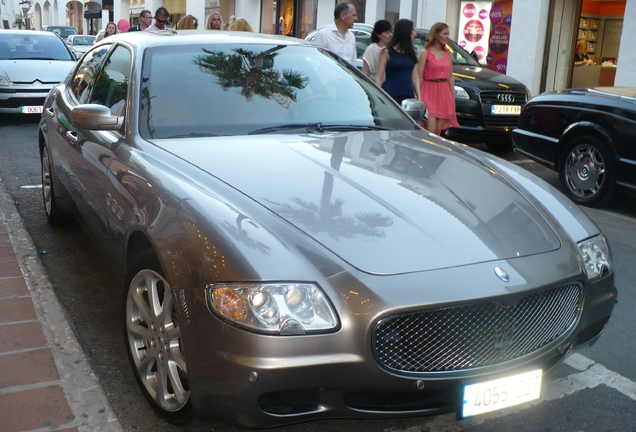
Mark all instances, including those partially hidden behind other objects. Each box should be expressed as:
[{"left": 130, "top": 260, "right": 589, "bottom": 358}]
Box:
[
  {"left": 306, "top": 23, "right": 636, "bottom": 208},
  {"left": 38, "top": 30, "right": 616, "bottom": 428},
  {"left": 2, "top": 25, "right": 633, "bottom": 209}
]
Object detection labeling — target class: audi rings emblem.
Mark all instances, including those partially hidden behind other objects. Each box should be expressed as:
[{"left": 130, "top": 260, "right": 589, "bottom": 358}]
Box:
[{"left": 497, "top": 93, "right": 515, "bottom": 103}]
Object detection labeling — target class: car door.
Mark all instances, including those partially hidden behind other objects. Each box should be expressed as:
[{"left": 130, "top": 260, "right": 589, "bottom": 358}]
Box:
[{"left": 51, "top": 43, "right": 131, "bottom": 251}]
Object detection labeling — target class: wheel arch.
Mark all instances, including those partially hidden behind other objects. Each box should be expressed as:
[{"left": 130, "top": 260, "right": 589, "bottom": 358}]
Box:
[
  {"left": 125, "top": 230, "right": 155, "bottom": 273},
  {"left": 557, "top": 121, "right": 615, "bottom": 171}
]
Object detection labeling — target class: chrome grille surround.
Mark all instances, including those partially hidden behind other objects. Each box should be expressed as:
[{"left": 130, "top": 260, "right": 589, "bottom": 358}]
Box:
[
  {"left": 479, "top": 91, "right": 527, "bottom": 105},
  {"left": 373, "top": 283, "right": 583, "bottom": 374}
]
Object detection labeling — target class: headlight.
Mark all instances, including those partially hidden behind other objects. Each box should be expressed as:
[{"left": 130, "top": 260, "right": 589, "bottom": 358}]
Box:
[
  {"left": 207, "top": 283, "right": 338, "bottom": 335},
  {"left": 0, "top": 75, "right": 11, "bottom": 86},
  {"left": 578, "top": 235, "right": 612, "bottom": 280},
  {"left": 455, "top": 86, "right": 470, "bottom": 100}
]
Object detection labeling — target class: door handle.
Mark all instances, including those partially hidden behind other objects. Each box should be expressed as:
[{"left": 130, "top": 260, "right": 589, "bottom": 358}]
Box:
[
  {"left": 45, "top": 107, "right": 55, "bottom": 118},
  {"left": 66, "top": 130, "right": 78, "bottom": 144}
]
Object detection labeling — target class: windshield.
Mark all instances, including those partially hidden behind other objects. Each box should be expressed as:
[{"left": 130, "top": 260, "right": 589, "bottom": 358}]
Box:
[
  {"left": 139, "top": 43, "right": 417, "bottom": 139},
  {"left": 413, "top": 32, "right": 480, "bottom": 67},
  {"left": 0, "top": 34, "right": 74, "bottom": 61},
  {"left": 72, "top": 36, "right": 95, "bottom": 46},
  {"left": 48, "top": 27, "right": 77, "bottom": 38}
]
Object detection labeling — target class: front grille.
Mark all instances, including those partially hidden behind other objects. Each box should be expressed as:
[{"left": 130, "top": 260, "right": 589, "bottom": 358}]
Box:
[
  {"left": 479, "top": 91, "right": 527, "bottom": 105},
  {"left": 373, "top": 284, "right": 583, "bottom": 374},
  {"left": 483, "top": 115, "right": 519, "bottom": 128},
  {"left": 0, "top": 97, "right": 45, "bottom": 108}
]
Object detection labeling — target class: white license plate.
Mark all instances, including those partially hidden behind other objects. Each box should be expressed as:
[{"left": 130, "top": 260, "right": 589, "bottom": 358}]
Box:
[
  {"left": 491, "top": 105, "right": 521, "bottom": 115},
  {"left": 21, "top": 105, "right": 43, "bottom": 114},
  {"left": 462, "top": 369, "right": 542, "bottom": 417}
]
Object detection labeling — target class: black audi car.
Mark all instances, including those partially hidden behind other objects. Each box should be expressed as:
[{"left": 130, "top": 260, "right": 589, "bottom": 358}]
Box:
[{"left": 307, "top": 23, "right": 531, "bottom": 151}]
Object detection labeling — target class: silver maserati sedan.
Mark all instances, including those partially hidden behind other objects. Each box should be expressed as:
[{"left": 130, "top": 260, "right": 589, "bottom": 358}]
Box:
[{"left": 38, "top": 30, "right": 616, "bottom": 428}]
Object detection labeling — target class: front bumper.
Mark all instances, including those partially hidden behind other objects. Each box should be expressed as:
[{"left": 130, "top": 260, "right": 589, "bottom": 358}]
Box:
[
  {"left": 0, "top": 88, "right": 50, "bottom": 114},
  {"left": 176, "top": 264, "right": 616, "bottom": 428},
  {"left": 443, "top": 124, "right": 514, "bottom": 145}
]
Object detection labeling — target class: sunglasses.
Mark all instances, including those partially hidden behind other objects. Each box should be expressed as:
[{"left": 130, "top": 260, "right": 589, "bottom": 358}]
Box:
[{"left": 156, "top": 18, "right": 169, "bottom": 24}]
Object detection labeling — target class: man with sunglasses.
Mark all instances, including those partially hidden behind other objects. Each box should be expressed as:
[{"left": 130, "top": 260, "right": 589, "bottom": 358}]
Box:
[
  {"left": 146, "top": 7, "right": 171, "bottom": 31},
  {"left": 129, "top": 10, "right": 152, "bottom": 32}
]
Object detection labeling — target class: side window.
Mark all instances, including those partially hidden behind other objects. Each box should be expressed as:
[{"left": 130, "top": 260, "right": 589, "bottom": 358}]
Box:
[
  {"left": 353, "top": 31, "right": 371, "bottom": 59},
  {"left": 70, "top": 44, "right": 111, "bottom": 103},
  {"left": 90, "top": 46, "right": 131, "bottom": 116}
]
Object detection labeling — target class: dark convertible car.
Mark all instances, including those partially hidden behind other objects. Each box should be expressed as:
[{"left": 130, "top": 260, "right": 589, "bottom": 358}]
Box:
[
  {"left": 39, "top": 31, "right": 616, "bottom": 428},
  {"left": 512, "top": 87, "right": 636, "bottom": 207}
]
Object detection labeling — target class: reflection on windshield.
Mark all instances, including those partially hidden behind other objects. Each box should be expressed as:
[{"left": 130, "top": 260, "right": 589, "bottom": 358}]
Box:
[
  {"left": 139, "top": 43, "right": 416, "bottom": 139},
  {"left": 194, "top": 46, "right": 308, "bottom": 108}
]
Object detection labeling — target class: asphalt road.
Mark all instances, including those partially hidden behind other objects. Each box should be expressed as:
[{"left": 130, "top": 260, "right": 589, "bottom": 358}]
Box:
[{"left": 1, "top": 115, "right": 635, "bottom": 432}]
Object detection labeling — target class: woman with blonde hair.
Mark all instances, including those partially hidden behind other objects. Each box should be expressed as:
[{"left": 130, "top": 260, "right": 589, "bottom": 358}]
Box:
[
  {"left": 416, "top": 22, "right": 459, "bottom": 135},
  {"left": 574, "top": 39, "right": 593, "bottom": 66},
  {"left": 205, "top": 12, "right": 224, "bottom": 30},
  {"left": 177, "top": 14, "right": 198, "bottom": 30},
  {"left": 229, "top": 17, "right": 252, "bottom": 32}
]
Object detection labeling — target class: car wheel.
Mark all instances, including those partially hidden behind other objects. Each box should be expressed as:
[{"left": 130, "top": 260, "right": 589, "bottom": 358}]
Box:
[
  {"left": 558, "top": 136, "right": 615, "bottom": 207},
  {"left": 40, "top": 144, "right": 70, "bottom": 225},
  {"left": 124, "top": 250, "right": 194, "bottom": 424}
]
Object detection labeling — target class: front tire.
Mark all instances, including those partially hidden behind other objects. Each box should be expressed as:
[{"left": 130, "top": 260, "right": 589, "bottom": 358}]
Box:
[
  {"left": 124, "top": 250, "right": 194, "bottom": 424},
  {"left": 558, "top": 136, "right": 615, "bottom": 207},
  {"left": 40, "top": 144, "right": 70, "bottom": 225}
]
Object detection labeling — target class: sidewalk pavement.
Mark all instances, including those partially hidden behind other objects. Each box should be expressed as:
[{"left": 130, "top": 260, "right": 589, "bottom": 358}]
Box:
[{"left": 0, "top": 180, "right": 124, "bottom": 432}]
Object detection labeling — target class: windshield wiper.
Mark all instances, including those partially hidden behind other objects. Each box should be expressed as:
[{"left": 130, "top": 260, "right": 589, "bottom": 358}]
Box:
[
  {"left": 248, "top": 123, "right": 391, "bottom": 135},
  {"left": 249, "top": 123, "right": 325, "bottom": 135},
  {"left": 17, "top": 57, "right": 63, "bottom": 60},
  {"left": 163, "top": 132, "right": 222, "bottom": 138},
  {"left": 319, "top": 124, "right": 391, "bottom": 132}
]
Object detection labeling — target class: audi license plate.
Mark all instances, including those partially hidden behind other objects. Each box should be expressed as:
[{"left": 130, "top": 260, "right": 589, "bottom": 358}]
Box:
[
  {"left": 462, "top": 369, "right": 542, "bottom": 417},
  {"left": 21, "top": 105, "right": 43, "bottom": 114},
  {"left": 491, "top": 105, "right": 521, "bottom": 115}
]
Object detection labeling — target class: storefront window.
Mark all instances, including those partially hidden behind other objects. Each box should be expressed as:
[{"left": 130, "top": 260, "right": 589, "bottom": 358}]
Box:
[
  {"left": 457, "top": 1, "right": 513, "bottom": 74},
  {"left": 571, "top": 0, "right": 624, "bottom": 88},
  {"left": 264, "top": 0, "right": 315, "bottom": 38}
]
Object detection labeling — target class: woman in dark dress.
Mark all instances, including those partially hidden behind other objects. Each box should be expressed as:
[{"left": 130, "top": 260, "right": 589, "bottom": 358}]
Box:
[{"left": 375, "top": 19, "right": 419, "bottom": 104}]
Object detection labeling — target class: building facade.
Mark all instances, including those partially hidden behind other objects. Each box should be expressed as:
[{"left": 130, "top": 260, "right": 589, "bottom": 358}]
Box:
[{"left": 2, "top": 0, "right": 635, "bottom": 95}]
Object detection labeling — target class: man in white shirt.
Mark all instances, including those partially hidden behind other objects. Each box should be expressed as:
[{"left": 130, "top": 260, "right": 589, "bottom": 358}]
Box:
[{"left": 313, "top": 2, "right": 358, "bottom": 67}]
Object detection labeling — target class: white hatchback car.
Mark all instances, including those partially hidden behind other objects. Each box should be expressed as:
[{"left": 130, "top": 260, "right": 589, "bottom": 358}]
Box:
[{"left": 0, "top": 30, "right": 76, "bottom": 115}]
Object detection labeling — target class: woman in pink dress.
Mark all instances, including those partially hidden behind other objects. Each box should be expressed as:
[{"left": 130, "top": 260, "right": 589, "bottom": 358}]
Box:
[{"left": 415, "top": 22, "right": 459, "bottom": 136}]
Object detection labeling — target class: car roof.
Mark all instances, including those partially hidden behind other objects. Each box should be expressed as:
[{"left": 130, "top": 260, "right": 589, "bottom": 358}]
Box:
[
  {"left": 1, "top": 29, "right": 62, "bottom": 37},
  {"left": 99, "top": 30, "right": 313, "bottom": 51}
]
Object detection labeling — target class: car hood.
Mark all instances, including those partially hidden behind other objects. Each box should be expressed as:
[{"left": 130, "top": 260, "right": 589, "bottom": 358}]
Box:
[
  {"left": 0, "top": 60, "right": 74, "bottom": 83},
  {"left": 159, "top": 130, "right": 561, "bottom": 275},
  {"left": 541, "top": 86, "right": 636, "bottom": 102},
  {"left": 453, "top": 65, "right": 527, "bottom": 92}
]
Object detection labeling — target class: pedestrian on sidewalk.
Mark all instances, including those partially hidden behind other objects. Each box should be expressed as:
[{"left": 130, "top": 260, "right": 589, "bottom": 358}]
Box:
[{"left": 416, "top": 22, "right": 459, "bottom": 135}]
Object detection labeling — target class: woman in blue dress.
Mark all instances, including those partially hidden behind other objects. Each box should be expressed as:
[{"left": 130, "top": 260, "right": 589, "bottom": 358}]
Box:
[{"left": 375, "top": 19, "right": 419, "bottom": 104}]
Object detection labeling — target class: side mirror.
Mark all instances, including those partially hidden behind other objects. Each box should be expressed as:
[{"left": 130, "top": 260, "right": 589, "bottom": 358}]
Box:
[
  {"left": 470, "top": 50, "right": 480, "bottom": 62},
  {"left": 71, "top": 104, "right": 124, "bottom": 130},
  {"left": 401, "top": 98, "right": 426, "bottom": 121}
]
